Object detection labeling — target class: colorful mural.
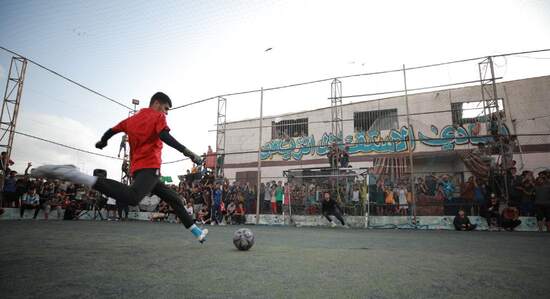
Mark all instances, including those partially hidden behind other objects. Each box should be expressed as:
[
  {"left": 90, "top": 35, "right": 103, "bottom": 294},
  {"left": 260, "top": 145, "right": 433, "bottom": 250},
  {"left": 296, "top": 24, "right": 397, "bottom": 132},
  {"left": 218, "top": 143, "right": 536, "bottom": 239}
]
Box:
[{"left": 260, "top": 123, "right": 509, "bottom": 161}]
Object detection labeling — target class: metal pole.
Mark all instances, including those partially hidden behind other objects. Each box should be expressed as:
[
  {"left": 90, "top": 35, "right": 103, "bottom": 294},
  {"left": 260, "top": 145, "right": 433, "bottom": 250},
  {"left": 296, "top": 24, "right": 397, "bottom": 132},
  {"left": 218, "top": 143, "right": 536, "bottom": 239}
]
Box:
[
  {"left": 255, "top": 87, "right": 264, "bottom": 224},
  {"left": 488, "top": 57, "right": 510, "bottom": 202},
  {"left": 402, "top": 64, "right": 416, "bottom": 225}
]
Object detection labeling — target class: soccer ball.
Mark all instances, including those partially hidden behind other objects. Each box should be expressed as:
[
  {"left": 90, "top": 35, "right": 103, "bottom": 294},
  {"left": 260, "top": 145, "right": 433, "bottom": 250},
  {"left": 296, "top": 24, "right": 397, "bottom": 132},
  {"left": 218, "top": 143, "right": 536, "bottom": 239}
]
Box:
[{"left": 233, "top": 228, "right": 255, "bottom": 251}]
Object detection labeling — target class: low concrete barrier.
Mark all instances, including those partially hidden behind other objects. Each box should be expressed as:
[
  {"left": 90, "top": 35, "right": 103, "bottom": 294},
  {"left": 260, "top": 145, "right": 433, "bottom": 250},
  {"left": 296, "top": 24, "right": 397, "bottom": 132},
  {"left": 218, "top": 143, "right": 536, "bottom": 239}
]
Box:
[{"left": 0, "top": 208, "right": 539, "bottom": 231}]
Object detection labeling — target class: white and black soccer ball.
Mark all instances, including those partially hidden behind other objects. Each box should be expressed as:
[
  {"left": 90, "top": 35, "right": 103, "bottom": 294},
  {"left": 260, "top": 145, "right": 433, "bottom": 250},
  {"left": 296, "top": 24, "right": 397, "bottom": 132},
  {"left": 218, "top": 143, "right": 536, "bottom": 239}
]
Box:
[{"left": 233, "top": 228, "right": 255, "bottom": 251}]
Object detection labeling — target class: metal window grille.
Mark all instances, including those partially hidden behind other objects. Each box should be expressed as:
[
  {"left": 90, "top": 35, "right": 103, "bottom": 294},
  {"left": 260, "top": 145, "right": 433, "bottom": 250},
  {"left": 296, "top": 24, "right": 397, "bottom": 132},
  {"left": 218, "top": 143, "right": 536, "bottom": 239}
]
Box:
[
  {"left": 271, "top": 118, "right": 308, "bottom": 139},
  {"left": 353, "top": 109, "right": 398, "bottom": 132}
]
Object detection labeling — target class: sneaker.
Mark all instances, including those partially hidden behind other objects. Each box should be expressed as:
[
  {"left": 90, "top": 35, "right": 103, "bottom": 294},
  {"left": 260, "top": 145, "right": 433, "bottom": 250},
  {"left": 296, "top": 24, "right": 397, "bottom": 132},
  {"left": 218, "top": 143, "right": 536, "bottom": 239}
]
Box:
[
  {"left": 343, "top": 224, "right": 350, "bottom": 229},
  {"left": 198, "top": 228, "right": 208, "bottom": 244},
  {"left": 330, "top": 222, "right": 337, "bottom": 228},
  {"left": 31, "top": 164, "right": 78, "bottom": 180}
]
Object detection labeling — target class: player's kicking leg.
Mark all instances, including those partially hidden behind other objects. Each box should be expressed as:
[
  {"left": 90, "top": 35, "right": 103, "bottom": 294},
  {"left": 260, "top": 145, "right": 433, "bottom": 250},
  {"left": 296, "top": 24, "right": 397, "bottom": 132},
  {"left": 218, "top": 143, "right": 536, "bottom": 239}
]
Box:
[
  {"left": 31, "top": 165, "right": 208, "bottom": 243},
  {"left": 151, "top": 181, "right": 208, "bottom": 243}
]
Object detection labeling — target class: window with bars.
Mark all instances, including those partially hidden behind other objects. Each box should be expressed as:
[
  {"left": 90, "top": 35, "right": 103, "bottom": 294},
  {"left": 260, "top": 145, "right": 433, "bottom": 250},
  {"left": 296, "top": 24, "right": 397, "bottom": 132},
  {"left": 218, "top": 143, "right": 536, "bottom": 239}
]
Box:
[
  {"left": 353, "top": 109, "right": 398, "bottom": 132},
  {"left": 451, "top": 100, "right": 504, "bottom": 125},
  {"left": 271, "top": 118, "right": 308, "bottom": 139}
]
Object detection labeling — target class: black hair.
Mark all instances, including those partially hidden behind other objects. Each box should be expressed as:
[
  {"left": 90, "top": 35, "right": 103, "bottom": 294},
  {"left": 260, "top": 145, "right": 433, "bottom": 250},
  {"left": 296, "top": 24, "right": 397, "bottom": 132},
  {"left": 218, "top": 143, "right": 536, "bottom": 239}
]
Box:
[{"left": 149, "top": 92, "right": 172, "bottom": 108}]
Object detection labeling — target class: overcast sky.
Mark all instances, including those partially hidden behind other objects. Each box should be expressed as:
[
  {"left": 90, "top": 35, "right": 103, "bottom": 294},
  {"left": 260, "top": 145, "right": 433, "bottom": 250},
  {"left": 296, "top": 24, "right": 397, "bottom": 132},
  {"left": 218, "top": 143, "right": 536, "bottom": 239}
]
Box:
[{"left": 1, "top": 0, "right": 549, "bottom": 181}]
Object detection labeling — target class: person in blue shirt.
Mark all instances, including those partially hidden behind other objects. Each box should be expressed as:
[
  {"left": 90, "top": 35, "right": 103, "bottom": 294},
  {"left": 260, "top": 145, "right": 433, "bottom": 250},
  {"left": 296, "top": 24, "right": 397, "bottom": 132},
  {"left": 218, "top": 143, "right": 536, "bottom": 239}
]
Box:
[
  {"left": 212, "top": 183, "right": 223, "bottom": 225},
  {"left": 3, "top": 171, "right": 18, "bottom": 207}
]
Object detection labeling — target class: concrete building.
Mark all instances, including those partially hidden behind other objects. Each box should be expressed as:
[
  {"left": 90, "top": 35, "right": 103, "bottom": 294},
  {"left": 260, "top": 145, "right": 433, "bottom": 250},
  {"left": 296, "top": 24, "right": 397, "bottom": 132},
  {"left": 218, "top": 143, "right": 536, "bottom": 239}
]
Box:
[{"left": 220, "top": 75, "right": 550, "bottom": 185}]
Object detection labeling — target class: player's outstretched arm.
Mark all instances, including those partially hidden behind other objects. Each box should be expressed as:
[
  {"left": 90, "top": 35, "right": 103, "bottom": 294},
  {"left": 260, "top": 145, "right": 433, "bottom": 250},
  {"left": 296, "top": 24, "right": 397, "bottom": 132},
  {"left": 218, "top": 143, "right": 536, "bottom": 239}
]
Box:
[
  {"left": 95, "top": 128, "right": 119, "bottom": 149},
  {"left": 158, "top": 129, "right": 202, "bottom": 164}
]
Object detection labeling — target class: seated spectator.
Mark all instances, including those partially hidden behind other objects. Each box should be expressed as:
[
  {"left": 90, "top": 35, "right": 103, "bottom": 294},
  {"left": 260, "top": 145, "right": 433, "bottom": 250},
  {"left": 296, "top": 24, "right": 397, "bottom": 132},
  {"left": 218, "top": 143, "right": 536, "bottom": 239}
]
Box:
[
  {"left": 45, "top": 192, "right": 64, "bottom": 220},
  {"left": 482, "top": 194, "right": 500, "bottom": 231},
  {"left": 534, "top": 173, "right": 550, "bottom": 232},
  {"left": 197, "top": 206, "right": 211, "bottom": 225},
  {"left": 150, "top": 201, "right": 170, "bottom": 222},
  {"left": 20, "top": 188, "right": 40, "bottom": 219},
  {"left": 233, "top": 202, "right": 246, "bottom": 224},
  {"left": 501, "top": 206, "right": 521, "bottom": 231},
  {"left": 106, "top": 197, "right": 117, "bottom": 221},
  {"left": 453, "top": 209, "right": 477, "bottom": 231},
  {"left": 225, "top": 200, "right": 237, "bottom": 224},
  {"left": 185, "top": 201, "right": 194, "bottom": 220}
]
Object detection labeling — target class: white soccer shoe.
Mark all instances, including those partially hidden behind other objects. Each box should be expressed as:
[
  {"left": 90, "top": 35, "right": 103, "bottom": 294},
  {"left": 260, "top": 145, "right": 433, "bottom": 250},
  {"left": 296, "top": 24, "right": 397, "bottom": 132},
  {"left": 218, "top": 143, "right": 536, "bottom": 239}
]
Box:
[
  {"left": 31, "top": 164, "right": 78, "bottom": 180},
  {"left": 343, "top": 224, "right": 350, "bottom": 229},
  {"left": 198, "top": 228, "right": 208, "bottom": 244},
  {"left": 31, "top": 164, "right": 96, "bottom": 187},
  {"left": 330, "top": 221, "right": 337, "bottom": 228}
]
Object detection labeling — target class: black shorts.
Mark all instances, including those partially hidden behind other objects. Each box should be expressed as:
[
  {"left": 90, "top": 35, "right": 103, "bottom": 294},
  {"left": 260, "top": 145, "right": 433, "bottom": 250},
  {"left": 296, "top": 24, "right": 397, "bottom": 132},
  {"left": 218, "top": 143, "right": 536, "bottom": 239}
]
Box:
[
  {"left": 3, "top": 192, "right": 18, "bottom": 203},
  {"left": 535, "top": 205, "right": 550, "bottom": 221}
]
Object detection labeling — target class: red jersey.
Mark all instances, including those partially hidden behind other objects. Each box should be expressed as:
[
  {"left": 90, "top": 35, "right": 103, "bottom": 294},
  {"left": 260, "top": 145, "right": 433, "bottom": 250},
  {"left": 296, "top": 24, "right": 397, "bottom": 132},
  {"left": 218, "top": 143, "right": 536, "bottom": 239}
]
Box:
[{"left": 112, "top": 108, "right": 169, "bottom": 175}]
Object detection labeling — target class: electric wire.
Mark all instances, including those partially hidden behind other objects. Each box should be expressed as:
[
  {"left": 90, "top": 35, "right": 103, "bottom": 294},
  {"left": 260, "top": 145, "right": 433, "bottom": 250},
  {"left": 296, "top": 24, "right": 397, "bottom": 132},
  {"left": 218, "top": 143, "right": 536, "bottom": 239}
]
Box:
[{"left": 0, "top": 46, "right": 133, "bottom": 111}]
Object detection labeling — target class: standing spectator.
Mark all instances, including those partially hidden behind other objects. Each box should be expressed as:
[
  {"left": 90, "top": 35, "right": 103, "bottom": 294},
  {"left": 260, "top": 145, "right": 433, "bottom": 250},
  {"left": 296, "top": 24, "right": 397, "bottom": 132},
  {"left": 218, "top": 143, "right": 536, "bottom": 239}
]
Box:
[
  {"left": 425, "top": 173, "right": 437, "bottom": 196},
  {"left": 3, "top": 171, "right": 18, "bottom": 207},
  {"left": 20, "top": 188, "right": 40, "bottom": 219},
  {"left": 212, "top": 183, "right": 223, "bottom": 225},
  {"left": 352, "top": 185, "right": 360, "bottom": 211},
  {"left": 374, "top": 179, "right": 385, "bottom": 216},
  {"left": 473, "top": 177, "right": 487, "bottom": 215},
  {"left": 535, "top": 174, "right": 550, "bottom": 232},
  {"left": 396, "top": 184, "right": 408, "bottom": 216},
  {"left": 384, "top": 185, "right": 395, "bottom": 215},
  {"left": 340, "top": 146, "right": 350, "bottom": 168},
  {"left": 415, "top": 177, "right": 428, "bottom": 196},
  {"left": 270, "top": 183, "right": 277, "bottom": 214},
  {"left": 192, "top": 186, "right": 203, "bottom": 214},
  {"left": 461, "top": 176, "right": 475, "bottom": 202},
  {"left": 263, "top": 182, "right": 272, "bottom": 214},
  {"left": 0, "top": 151, "right": 14, "bottom": 175},
  {"left": 440, "top": 175, "right": 455, "bottom": 201},
  {"left": 283, "top": 182, "right": 291, "bottom": 215},
  {"left": 275, "top": 181, "right": 284, "bottom": 214},
  {"left": 327, "top": 142, "right": 340, "bottom": 169},
  {"left": 453, "top": 209, "right": 477, "bottom": 231},
  {"left": 518, "top": 172, "right": 536, "bottom": 216}
]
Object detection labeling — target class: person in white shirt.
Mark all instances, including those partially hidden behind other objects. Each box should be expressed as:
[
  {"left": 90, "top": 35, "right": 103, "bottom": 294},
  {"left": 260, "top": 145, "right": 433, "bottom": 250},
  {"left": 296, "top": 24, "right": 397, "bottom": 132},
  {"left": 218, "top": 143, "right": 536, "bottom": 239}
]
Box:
[
  {"left": 185, "top": 201, "right": 194, "bottom": 219},
  {"left": 20, "top": 188, "right": 40, "bottom": 219},
  {"left": 397, "top": 184, "right": 408, "bottom": 216}
]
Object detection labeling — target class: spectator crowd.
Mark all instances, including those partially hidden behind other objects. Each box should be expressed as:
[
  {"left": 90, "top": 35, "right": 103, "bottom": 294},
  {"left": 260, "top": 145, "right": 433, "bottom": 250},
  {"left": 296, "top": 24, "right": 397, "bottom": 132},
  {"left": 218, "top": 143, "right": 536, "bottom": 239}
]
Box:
[{"left": 2, "top": 153, "right": 549, "bottom": 233}]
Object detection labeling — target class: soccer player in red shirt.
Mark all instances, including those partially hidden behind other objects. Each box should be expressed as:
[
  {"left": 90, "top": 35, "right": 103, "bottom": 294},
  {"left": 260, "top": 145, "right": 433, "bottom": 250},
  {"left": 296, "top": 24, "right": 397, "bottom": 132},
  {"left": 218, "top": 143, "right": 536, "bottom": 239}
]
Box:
[{"left": 31, "top": 92, "right": 208, "bottom": 243}]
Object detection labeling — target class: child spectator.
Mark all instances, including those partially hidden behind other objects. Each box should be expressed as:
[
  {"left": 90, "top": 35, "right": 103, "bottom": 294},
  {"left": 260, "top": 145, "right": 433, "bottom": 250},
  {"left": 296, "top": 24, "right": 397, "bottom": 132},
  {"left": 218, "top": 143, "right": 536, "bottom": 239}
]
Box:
[
  {"left": 453, "top": 209, "right": 477, "bottom": 231},
  {"left": 233, "top": 202, "right": 246, "bottom": 224}
]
